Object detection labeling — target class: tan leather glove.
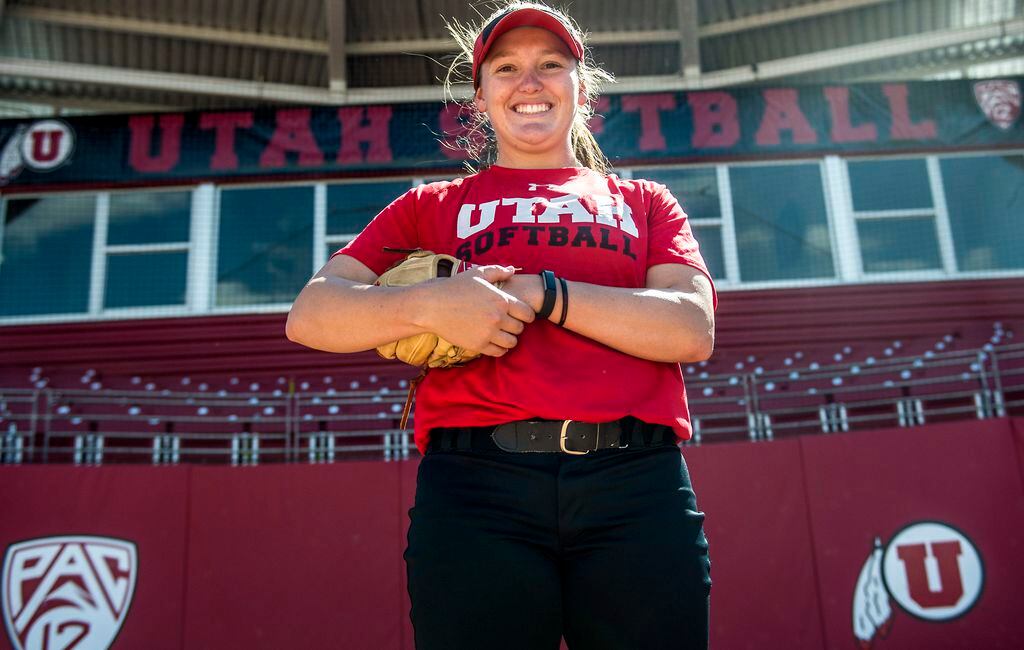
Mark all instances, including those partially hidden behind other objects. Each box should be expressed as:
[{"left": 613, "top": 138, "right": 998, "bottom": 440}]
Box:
[{"left": 374, "top": 250, "right": 482, "bottom": 369}]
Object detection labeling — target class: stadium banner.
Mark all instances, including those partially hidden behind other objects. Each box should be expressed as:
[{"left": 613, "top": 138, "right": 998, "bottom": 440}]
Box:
[
  {"left": 181, "top": 462, "right": 405, "bottom": 650},
  {"left": 0, "top": 466, "right": 190, "bottom": 650},
  {"left": 0, "top": 77, "right": 1021, "bottom": 190},
  {"left": 800, "top": 418, "right": 1024, "bottom": 650}
]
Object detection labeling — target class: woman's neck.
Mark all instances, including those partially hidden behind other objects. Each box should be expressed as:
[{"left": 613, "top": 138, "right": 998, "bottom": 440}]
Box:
[{"left": 495, "top": 148, "right": 579, "bottom": 170}]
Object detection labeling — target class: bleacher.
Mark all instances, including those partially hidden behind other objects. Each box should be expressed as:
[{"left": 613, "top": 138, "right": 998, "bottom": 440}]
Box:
[{"left": 2, "top": 317, "right": 1020, "bottom": 465}]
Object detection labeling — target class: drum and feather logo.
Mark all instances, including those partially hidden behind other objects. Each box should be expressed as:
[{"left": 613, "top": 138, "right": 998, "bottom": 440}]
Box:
[
  {"left": 0, "top": 119, "right": 76, "bottom": 186},
  {"left": 2, "top": 536, "right": 138, "bottom": 650},
  {"left": 852, "top": 521, "right": 983, "bottom": 649}
]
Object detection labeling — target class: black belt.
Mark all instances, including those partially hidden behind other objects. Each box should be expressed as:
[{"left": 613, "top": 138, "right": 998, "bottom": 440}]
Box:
[{"left": 428, "top": 416, "right": 676, "bottom": 454}]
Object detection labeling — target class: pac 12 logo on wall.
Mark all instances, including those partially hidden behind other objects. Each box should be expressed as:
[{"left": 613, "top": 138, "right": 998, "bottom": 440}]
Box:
[
  {"left": 2, "top": 536, "right": 138, "bottom": 650},
  {"left": 0, "top": 119, "right": 76, "bottom": 185},
  {"left": 852, "top": 521, "right": 984, "bottom": 648}
]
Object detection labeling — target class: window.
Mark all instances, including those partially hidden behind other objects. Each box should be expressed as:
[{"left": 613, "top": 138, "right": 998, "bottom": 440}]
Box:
[
  {"left": 730, "top": 163, "right": 835, "bottom": 282},
  {"left": 324, "top": 180, "right": 411, "bottom": 261},
  {"left": 0, "top": 194, "right": 95, "bottom": 316},
  {"left": 104, "top": 190, "right": 191, "bottom": 309},
  {"left": 216, "top": 185, "right": 314, "bottom": 306},
  {"left": 638, "top": 167, "right": 726, "bottom": 282},
  {"left": 847, "top": 158, "right": 943, "bottom": 273},
  {"left": 940, "top": 154, "right": 1024, "bottom": 272}
]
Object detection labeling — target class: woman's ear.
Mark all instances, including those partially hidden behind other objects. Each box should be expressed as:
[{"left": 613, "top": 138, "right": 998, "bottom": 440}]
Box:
[
  {"left": 474, "top": 88, "right": 486, "bottom": 113},
  {"left": 577, "top": 81, "right": 587, "bottom": 107}
]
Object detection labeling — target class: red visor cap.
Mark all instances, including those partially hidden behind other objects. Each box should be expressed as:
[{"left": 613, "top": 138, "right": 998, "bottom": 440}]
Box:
[{"left": 472, "top": 7, "right": 585, "bottom": 88}]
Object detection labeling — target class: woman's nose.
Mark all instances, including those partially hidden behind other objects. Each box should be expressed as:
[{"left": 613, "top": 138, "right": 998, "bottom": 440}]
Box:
[{"left": 518, "top": 70, "right": 542, "bottom": 92}]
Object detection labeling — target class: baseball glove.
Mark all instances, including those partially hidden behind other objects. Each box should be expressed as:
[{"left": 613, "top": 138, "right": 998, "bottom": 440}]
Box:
[{"left": 374, "top": 250, "right": 482, "bottom": 369}]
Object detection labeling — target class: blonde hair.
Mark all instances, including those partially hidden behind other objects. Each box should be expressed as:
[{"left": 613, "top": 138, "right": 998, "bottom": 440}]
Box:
[{"left": 444, "top": 1, "right": 615, "bottom": 174}]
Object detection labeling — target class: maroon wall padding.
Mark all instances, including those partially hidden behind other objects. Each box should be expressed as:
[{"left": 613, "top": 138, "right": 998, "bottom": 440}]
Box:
[
  {"left": 1013, "top": 418, "right": 1024, "bottom": 491},
  {"left": 800, "top": 419, "right": 1024, "bottom": 650},
  {"left": 399, "top": 460, "right": 417, "bottom": 650},
  {"left": 684, "top": 440, "right": 826, "bottom": 649},
  {"left": 0, "top": 466, "right": 190, "bottom": 650},
  {"left": 181, "top": 463, "right": 404, "bottom": 650},
  {"left": 2, "top": 278, "right": 1021, "bottom": 381},
  {"left": 3, "top": 422, "right": 1024, "bottom": 650}
]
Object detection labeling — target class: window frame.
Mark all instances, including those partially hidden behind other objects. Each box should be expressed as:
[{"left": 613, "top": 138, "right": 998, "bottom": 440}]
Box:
[
  {"left": 320, "top": 176, "right": 419, "bottom": 270},
  {"left": 3, "top": 151, "right": 1024, "bottom": 326},
  {"left": 719, "top": 157, "right": 840, "bottom": 288},
  {"left": 837, "top": 154, "right": 956, "bottom": 281},
  {"left": 97, "top": 187, "right": 195, "bottom": 316},
  {"left": 628, "top": 163, "right": 737, "bottom": 286},
  {"left": 211, "top": 179, "right": 319, "bottom": 314},
  {"left": 932, "top": 149, "right": 1024, "bottom": 277}
]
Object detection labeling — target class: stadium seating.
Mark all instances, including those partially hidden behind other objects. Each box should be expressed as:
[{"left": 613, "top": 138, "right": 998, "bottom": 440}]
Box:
[{"left": 1, "top": 315, "right": 1019, "bottom": 464}]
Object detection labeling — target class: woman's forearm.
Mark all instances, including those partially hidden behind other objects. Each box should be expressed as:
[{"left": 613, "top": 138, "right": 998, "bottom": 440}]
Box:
[
  {"left": 557, "top": 281, "right": 715, "bottom": 363},
  {"left": 501, "top": 265, "right": 715, "bottom": 364},
  {"left": 286, "top": 255, "right": 536, "bottom": 357},
  {"left": 286, "top": 275, "right": 427, "bottom": 354}
]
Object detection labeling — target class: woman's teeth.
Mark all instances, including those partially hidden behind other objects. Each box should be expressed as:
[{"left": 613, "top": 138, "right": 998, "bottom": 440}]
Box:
[{"left": 515, "top": 103, "right": 551, "bottom": 114}]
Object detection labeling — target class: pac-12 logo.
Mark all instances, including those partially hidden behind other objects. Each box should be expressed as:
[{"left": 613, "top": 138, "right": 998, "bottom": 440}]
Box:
[
  {"left": 2, "top": 536, "right": 138, "bottom": 650},
  {"left": 852, "top": 521, "right": 983, "bottom": 648},
  {"left": 973, "top": 79, "right": 1021, "bottom": 130},
  {"left": 0, "top": 120, "right": 76, "bottom": 185}
]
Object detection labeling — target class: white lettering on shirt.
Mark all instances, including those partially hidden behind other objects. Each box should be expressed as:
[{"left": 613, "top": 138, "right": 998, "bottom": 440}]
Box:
[
  {"left": 594, "top": 195, "right": 639, "bottom": 237},
  {"left": 456, "top": 194, "right": 639, "bottom": 239},
  {"left": 536, "top": 194, "right": 594, "bottom": 224},
  {"left": 502, "top": 197, "right": 545, "bottom": 223},
  {"left": 456, "top": 199, "right": 499, "bottom": 238}
]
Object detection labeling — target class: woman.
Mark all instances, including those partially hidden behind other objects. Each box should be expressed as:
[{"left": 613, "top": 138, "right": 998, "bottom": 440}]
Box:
[{"left": 287, "top": 2, "right": 716, "bottom": 648}]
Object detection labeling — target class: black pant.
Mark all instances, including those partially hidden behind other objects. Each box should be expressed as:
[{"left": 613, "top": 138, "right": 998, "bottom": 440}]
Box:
[{"left": 405, "top": 430, "right": 711, "bottom": 649}]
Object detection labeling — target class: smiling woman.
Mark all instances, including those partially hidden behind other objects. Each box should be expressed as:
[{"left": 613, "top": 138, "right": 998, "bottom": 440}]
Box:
[
  {"left": 445, "top": 2, "right": 613, "bottom": 172},
  {"left": 285, "top": 3, "right": 716, "bottom": 649}
]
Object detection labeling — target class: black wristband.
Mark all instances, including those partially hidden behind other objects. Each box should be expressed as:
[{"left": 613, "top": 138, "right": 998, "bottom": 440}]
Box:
[
  {"left": 537, "top": 270, "right": 557, "bottom": 320},
  {"left": 557, "top": 277, "right": 569, "bottom": 327}
]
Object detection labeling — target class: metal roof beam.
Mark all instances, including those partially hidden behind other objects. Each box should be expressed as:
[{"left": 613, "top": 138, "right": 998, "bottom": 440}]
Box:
[
  {"left": 595, "top": 18, "right": 1024, "bottom": 91},
  {"left": 5, "top": 5, "right": 684, "bottom": 54},
  {"left": 699, "top": 0, "right": 897, "bottom": 38},
  {"left": 1, "top": 19, "right": 1021, "bottom": 105},
  {"left": 5, "top": 5, "right": 329, "bottom": 54},
  {"left": 0, "top": 91, "right": 178, "bottom": 115},
  {"left": 849, "top": 53, "right": 1024, "bottom": 83},
  {"left": 0, "top": 57, "right": 434, "bottom": 104},
  {"left": 325, "top": 0, "right": 347, "bottom": 92},
  {"left": 6, "top": 3, "right": 902, "bottom": 58},
  {"left": 678, "top": 0, "right": 701, "bottom": 77}
]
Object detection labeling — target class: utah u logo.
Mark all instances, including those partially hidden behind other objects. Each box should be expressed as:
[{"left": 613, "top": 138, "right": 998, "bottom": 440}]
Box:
[
  {"left": 21, "top": 120, "right": 75, "bottom": 170},
  {"left": 2, "top": 536, "right": 138, "bottom": 650},
  {"left": 0, "top": 120, "right": 76, "bottom": 185},
  {"left": 852, "top": 521, "right": 983, "bottom": 648}
]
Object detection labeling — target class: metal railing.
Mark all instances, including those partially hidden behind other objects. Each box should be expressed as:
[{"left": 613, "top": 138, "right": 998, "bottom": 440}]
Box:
[{"left": 2, "top": 342, "right": 1022, "bottom": 465}]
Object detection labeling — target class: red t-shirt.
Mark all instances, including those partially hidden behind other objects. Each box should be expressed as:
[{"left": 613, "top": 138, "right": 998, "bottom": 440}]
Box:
[{"left": 339, "top": 165, "right": 716, "bottom": 453}]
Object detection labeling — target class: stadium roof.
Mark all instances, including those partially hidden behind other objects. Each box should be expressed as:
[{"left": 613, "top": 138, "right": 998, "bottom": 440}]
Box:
[{"left": 1, "top": 0, "right": 1023, "bottom": 117}]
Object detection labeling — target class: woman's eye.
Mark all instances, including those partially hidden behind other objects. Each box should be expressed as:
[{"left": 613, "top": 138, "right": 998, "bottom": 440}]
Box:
[
  {"left": 542, "top": 61, "right": 563, "bottom": 69},
  {"left": 496, "top": 64, "right": 515, "bottom": 73}
]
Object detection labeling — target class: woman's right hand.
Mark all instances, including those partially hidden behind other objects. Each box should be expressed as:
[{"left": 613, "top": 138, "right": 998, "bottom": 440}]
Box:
[{"left": 412, "top": 265, "right": 535, "bottom": 358}]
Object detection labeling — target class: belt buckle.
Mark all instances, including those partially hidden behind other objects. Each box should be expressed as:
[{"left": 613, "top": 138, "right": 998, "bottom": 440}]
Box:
[{"left": 559, "top": 420, "right": 590, "bottom": 455}]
